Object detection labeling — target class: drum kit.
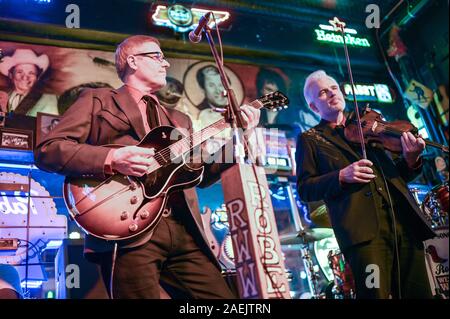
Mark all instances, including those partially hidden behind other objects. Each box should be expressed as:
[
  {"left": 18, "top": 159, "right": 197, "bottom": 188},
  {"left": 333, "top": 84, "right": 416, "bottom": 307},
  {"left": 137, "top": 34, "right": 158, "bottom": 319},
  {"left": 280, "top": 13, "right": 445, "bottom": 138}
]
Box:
[
  {"left": 279, "top": 205, "right": 356, "bottom": 299},
  {"left": 420, "top": 182, "right": 449, "bottom": 230},
  {"left": 419, "top": 181, "right": 449, "bottom": 298},
  {"left": 279, "top": 227, "right": 341, "bottom": 299},
  {"left": 280, "top": 180, "right": 449, "bottom": 299}
]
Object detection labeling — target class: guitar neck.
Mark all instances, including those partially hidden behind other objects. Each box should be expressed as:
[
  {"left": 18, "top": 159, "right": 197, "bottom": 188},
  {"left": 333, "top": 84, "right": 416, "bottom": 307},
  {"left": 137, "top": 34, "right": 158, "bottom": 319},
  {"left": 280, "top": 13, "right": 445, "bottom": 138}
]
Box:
[{"left": 159, "top": 99, "right": 264, "bottom": 162}]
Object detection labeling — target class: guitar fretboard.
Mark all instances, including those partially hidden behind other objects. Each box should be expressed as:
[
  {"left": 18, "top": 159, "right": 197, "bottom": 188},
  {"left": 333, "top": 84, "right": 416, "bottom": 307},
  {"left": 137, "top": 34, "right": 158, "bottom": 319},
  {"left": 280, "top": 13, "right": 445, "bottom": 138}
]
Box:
[
  {"left": 154, "top": 99, "right": 264, "bottom": 167},
  {"left": 160, "top": 118, "right": 231, "bottom": 164}
]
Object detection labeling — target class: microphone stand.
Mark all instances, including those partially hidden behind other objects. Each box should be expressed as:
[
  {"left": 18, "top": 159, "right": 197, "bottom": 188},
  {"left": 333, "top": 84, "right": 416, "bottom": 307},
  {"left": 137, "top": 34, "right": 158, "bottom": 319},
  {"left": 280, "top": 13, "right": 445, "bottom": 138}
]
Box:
[
  {"left": 198, "top": 18, "right": 290, "bottom": 299},
  {"left": 203, "top": 25, "right": 247, "bottom": 163}
]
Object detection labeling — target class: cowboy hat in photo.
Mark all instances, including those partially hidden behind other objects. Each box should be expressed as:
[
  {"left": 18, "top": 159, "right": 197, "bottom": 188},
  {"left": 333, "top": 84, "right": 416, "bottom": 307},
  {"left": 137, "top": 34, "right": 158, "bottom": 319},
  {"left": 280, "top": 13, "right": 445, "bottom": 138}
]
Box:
[{"left": 0, "top": 48, "right": 50, "bottom": 76}]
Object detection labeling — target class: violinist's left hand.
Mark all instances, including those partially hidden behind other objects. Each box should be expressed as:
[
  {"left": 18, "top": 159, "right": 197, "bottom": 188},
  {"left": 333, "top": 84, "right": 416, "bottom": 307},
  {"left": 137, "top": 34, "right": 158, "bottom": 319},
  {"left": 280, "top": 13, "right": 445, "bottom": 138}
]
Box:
[{"left": 401, "top": 131, "right": 426, "bottom": 168}]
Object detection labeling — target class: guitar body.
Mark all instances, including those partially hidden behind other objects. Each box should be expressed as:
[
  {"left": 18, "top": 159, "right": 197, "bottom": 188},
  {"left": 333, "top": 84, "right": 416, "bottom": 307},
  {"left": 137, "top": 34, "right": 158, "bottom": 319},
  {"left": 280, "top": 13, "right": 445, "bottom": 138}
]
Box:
[{"left": 63, "top": 126, "right": 204, "bottom": 240}]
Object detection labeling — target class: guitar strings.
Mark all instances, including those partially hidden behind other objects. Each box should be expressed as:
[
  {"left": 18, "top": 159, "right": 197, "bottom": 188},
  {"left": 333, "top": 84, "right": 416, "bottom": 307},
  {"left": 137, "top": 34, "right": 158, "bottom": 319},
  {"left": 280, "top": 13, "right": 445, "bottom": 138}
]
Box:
[
  {"left": 155, "top": 119, "right": 228, "bottom": 163},
  {"left": 143, "top": 94, "right": 286, "bottom": 172},
  {"left": 152, "top": 97, "right": 284, "bottom": 163},
  {"left": 75, "top": 184, "right": 134, "bottom": 217}
]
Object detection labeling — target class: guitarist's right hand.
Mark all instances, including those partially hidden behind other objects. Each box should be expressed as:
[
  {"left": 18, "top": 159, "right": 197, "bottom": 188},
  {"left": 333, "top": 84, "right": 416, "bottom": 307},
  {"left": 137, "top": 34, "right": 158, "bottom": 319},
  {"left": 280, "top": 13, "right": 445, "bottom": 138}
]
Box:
[{"left": 111, "top": 146, "right": 155, "bottom": 177}]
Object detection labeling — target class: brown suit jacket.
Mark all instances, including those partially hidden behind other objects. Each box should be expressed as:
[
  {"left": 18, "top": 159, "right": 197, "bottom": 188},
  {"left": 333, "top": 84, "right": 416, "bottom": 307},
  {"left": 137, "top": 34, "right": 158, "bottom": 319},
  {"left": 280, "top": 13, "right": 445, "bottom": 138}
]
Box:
[{"left": 34, "top": 86, "right": 231, "bottom": 268}]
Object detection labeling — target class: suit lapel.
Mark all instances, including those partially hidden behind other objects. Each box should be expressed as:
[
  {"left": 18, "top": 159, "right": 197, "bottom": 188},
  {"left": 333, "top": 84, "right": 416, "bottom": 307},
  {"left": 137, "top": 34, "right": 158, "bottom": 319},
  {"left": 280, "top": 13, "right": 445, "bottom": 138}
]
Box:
[
  {"left": 315, "top": 121, "right": 361, "bottom": 160},
  {"left": 159, "top": 106, "right": 181, "bottom": 128},
  {"left": 112, "top": 86, "right": 147, "bottom": 140}
]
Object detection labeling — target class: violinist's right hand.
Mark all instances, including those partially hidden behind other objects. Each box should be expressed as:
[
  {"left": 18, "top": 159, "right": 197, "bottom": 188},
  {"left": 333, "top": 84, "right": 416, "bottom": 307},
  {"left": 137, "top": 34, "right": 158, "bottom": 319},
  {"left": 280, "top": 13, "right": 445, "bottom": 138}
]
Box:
[
  {"left": 111, "top": 146, "right": 155, "bottom": 177},
  {"left": 339, "top": 159, "right": 376, "bottom": 184}
]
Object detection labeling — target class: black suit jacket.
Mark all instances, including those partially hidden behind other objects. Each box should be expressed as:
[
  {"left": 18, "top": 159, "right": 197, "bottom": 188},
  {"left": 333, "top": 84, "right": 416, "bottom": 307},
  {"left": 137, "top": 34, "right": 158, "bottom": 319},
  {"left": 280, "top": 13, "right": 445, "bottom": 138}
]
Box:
[
  {"left": 34, "top": 86, "right": 231, "bottom": 267},
  {"left": 295, "top": 120, "right": 434, "bottom": 251}
]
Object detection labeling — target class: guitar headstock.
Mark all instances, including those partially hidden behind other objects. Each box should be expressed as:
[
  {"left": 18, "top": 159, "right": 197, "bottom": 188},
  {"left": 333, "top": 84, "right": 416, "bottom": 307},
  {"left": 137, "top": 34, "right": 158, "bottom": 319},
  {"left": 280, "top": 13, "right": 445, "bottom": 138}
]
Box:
[{"left": 257, "top": 91, "right": 289, "bottom": 112}]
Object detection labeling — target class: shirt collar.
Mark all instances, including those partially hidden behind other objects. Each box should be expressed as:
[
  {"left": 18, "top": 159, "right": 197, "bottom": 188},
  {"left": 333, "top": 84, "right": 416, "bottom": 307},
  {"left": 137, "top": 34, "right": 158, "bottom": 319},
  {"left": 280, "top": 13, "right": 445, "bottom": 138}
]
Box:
[
  {"left": 321, "top": 118, "right": 339, "bottom": 128},
  {"left": 320, "top": 117, "right": 347, "bottom": 129},
  {"left": 124, "top": 84, "right": 159, "bottom": 105},
  {"left": 10, "top": 90, "right": 25, "bottom": 98}
]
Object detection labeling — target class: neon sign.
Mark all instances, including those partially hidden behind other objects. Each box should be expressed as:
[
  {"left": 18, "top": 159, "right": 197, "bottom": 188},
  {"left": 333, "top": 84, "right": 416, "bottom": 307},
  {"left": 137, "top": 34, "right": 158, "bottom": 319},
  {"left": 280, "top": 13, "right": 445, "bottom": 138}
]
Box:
[
  {"left": 315, "top": 24, "right": 371, "bottom": 47},
  {"left": 152, "top": 5, "right": 230, "bottom": 33},
  {"left": 407, "top": 105, "right": 429, "bottom": 139},
  {"left": 343, "top": 83, "right": 394, "bottom": 103},
  {"left": 0, "top": 172, "right": 67, "bottom": 285}
]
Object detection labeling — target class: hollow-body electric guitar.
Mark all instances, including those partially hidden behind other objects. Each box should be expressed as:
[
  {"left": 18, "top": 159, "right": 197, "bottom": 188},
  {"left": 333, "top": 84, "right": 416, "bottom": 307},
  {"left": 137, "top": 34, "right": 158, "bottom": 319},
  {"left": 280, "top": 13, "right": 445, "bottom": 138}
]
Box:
[{"left": 63, "top": 91, "right": 289, "bottom": 240}]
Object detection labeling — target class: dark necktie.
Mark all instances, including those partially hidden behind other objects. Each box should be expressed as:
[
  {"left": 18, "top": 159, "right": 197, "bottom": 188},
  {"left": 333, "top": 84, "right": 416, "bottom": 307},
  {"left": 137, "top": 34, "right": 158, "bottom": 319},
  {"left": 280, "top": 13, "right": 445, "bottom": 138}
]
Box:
[{"left": 143, "top": 95, "right": 160, "bottom": 128}]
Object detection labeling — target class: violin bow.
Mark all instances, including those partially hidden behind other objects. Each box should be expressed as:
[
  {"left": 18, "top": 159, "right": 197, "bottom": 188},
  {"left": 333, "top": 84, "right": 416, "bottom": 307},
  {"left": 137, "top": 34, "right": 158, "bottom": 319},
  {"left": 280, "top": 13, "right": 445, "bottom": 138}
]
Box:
[{"left": 329, "top": 17, "right": 367, "bottom": 159}]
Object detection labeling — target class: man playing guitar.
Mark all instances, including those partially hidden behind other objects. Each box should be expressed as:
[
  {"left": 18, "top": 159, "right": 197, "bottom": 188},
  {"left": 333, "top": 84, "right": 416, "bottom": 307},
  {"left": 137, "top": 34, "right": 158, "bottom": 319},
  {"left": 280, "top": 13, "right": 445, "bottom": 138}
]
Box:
[{"left": 35, "top": 35, "right": 261, "bottom": 299}]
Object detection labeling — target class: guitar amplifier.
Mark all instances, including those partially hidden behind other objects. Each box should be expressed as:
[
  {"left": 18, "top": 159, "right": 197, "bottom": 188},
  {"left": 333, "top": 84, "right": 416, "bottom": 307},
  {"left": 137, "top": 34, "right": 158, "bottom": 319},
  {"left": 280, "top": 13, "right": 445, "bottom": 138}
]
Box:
[{"left": 55, "top": 239, "right": 109, "bottom": 299}]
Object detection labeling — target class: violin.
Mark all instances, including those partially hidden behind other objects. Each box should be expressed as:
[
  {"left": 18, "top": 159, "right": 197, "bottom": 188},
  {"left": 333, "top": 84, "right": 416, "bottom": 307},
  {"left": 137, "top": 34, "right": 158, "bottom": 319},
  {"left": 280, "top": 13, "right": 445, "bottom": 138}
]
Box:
[
  {"left": 344, "top": 108, "right": 449, "bottom": 154},
  {"left": 328, "top": 17, "right": 447, "bottom": 158}
]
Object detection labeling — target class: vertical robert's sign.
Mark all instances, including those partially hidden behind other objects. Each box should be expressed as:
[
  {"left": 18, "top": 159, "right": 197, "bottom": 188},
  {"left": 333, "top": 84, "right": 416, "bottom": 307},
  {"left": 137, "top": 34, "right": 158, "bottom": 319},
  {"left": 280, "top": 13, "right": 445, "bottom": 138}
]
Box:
[{"left": 222, "top": 164, "right": 291, "bottom": 299}]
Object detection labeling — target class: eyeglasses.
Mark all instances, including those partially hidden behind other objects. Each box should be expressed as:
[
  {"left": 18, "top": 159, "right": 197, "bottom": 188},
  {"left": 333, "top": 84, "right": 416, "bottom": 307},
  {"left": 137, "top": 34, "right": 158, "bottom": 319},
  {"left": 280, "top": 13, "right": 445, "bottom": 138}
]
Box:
[{"left": 133, "top": 51, "right": 166, "bottom": 63}]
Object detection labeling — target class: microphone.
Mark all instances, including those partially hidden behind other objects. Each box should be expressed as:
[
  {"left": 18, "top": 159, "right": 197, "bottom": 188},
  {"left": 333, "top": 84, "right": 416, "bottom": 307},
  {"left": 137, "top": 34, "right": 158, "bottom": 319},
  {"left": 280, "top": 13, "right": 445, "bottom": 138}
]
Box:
[{"left": 189, "top": 12, "right": 212, "bottom": 43}]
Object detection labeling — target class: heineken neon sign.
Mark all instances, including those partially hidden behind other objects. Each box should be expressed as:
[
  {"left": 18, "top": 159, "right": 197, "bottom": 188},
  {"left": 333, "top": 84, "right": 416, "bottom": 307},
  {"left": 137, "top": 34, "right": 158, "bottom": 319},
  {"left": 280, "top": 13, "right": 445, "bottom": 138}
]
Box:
[
  {"left": 315, "top": 24, "right": 371, "bottom": 47},
  {"left": 151, "top": 5, "right": 230, "bottom": 33}
]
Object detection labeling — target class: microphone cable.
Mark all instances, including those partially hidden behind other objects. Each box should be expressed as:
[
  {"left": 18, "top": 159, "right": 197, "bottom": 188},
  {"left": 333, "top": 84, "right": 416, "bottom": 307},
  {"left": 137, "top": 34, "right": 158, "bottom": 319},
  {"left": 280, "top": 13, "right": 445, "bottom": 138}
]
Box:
[{"left": 109, "top": 242, "right": 118, "bottom": 299}]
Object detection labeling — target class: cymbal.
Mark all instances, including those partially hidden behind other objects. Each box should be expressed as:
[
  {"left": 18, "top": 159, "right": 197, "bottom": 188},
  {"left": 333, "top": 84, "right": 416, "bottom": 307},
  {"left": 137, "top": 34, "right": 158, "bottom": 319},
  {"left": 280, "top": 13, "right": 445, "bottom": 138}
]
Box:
[
  {"left": 310, "top": 205, "right": 331, "bottom": 228},
  {"left": 279, "top": 228, "right": 334, "bottom": 245}
]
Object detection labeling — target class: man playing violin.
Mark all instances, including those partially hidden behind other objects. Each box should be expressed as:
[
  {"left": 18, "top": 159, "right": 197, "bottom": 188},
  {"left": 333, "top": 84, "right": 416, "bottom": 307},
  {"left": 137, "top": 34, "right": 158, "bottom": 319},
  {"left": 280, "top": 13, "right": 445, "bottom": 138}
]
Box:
[
  {"left": 296, "top": 70, "right": 435, "bottom": 299},
  {"left": 35, "top": 35, "right": 260, "bottom": 298}
]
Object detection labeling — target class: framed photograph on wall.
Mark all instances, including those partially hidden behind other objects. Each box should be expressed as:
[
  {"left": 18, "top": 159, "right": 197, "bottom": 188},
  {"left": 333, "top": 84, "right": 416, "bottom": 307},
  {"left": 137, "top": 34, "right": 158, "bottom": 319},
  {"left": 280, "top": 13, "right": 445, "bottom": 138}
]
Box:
[
  {"left": 36, "top": 112, "right": 62, "bottom": 146},
  {"left": 0, "top": 128, "right": 33, "bottom": 150}
]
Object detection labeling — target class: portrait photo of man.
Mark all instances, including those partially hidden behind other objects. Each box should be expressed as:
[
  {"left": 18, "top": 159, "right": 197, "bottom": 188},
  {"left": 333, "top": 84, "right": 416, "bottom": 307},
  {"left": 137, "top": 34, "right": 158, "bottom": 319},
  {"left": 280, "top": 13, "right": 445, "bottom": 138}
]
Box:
[
  {"left": 256, "top": 68, "right": 287, "bottom": 125},
  {"left": 196, "top": 65, "right": 228, "bottom": 112},
  {"left": 182, "top": 61, "right": 244, "bottom": 131},
  {"left": 0, "top": 48, "right": 58, "bottom": 117}
]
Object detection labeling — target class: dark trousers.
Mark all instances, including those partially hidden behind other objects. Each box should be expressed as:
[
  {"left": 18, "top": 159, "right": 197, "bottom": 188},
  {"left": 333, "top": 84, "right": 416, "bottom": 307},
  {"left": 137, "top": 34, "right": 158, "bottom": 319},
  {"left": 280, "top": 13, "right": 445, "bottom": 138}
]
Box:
[
  {"left": 99, "top": 213, "right": 235, "bottom": 299},
  {"left": 343, "top": 196, "right": 432, "bottom": 299}
]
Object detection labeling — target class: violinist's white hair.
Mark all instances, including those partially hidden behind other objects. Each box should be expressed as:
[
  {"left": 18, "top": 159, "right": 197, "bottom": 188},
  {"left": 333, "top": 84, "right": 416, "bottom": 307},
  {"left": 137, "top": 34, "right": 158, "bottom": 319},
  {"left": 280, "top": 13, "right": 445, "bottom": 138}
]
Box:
[{"left": 303, "top": 70, "right": 338, "bottom": 106}]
